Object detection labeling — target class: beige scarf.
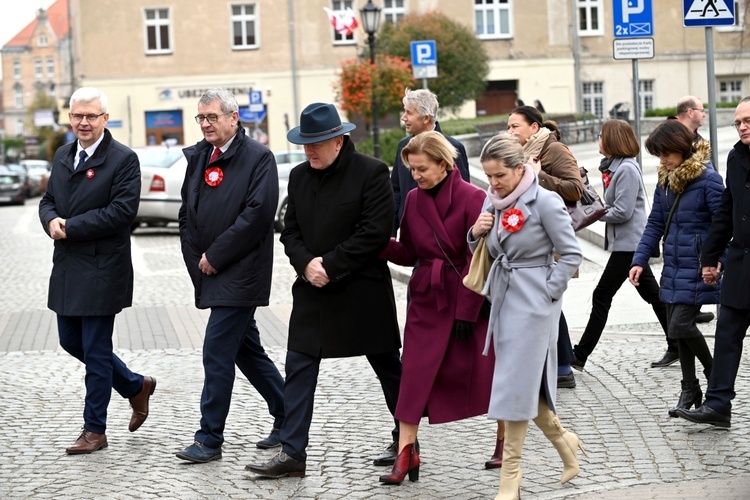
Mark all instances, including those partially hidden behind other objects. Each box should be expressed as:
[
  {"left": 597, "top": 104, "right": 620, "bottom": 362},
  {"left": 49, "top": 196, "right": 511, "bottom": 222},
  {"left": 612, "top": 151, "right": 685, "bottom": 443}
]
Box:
[{"left": 522, "top": 127, "right": 550, "bottom": 162}]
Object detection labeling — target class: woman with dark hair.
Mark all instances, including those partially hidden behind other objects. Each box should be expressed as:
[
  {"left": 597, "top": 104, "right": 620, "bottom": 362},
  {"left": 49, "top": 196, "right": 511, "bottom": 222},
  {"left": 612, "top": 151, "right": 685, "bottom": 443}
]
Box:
[
  {"left": 629, "top": 120, "right": 724, "bottom": 417},
  {"left": 534, "top": 100, "right": 546, "bottom": 113},
  {"left": 572, "top": 119, "right": 671, "bottom": 370},
  {"left": 506, "top": 105, "right": 582, "bottom": 388},
  {"left": 378, "top": 130, "right": 495, "bottom": 484}
]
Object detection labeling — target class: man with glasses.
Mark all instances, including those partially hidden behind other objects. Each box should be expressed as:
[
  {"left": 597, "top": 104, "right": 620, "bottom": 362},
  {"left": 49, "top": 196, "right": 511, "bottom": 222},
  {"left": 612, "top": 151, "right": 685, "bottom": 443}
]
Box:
[
  {"left": 675, "top": 97, "right": 750, "bottom": 428},
  {"left": 175, "top": 88, "right": 286, "bottom": 463},
  {"left": 39, "top": 87, "right": 155, "bottom": 454},
  {"left": 675, "top": 95, "right": 708, "bottom": 144}
]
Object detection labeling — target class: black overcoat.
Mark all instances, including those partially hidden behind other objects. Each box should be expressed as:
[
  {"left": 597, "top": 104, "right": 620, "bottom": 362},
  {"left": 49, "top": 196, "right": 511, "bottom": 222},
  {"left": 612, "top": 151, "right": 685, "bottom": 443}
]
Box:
[
  {"left": 281, "top": 137, "right": 401, "bottom": 358},
  {"left": 179, "top": 127, "right": 278, "bottom": 309},
  {"left": 701, "top": 140, "right": 750, "bottom": 309},
  {"left": 39, "top": 129, "right": 140, "bottom": 316}
]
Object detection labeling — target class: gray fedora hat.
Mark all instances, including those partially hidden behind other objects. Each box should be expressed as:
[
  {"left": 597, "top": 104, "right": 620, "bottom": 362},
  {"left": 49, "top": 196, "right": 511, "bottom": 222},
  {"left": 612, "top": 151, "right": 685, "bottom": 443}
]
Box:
[{"left": 287, "top": 102, "right": 356, "bottom": 145}]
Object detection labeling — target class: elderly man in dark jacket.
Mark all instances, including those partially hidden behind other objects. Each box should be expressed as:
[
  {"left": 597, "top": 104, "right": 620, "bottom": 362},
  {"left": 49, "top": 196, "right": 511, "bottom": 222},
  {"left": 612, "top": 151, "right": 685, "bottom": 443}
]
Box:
[
  {"left": 175, "top": 88, "right": 285, "bottom": 463},
  {"left": 246, "top": 102, "right": 403, "bottom": 478},
  {"left": 39, "top": 87, "right": 155, "bottom": 454},
  {"left": 675, "top": 97, "right": 750, "bottom": 428}
]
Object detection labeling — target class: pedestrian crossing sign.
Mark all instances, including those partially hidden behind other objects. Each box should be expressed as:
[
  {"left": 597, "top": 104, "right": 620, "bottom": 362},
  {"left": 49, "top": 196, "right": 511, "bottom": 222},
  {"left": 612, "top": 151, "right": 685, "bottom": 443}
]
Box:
[{"left": 683, "top": 0, "right": 735, "bottom": 27}]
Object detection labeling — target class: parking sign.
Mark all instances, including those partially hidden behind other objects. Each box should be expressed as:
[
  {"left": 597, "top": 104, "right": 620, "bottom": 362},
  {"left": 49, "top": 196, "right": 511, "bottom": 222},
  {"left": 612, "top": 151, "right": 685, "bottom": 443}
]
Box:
[
  {"left": 613, "top": 0, "right": 654, "bottom": 38},
  {"left": 410, "top": 40, "right": 438, "bottom": 79}
]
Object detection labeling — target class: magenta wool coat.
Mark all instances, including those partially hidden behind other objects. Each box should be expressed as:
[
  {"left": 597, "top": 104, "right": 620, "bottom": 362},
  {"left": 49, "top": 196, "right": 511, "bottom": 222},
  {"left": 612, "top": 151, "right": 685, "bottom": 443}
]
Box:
[{"left": 382, "top": 169, "right": 494, "bottom": 424}]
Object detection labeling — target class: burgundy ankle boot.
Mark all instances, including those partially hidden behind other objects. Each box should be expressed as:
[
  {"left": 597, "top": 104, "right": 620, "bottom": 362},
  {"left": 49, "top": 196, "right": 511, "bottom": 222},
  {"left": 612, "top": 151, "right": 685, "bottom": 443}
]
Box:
[
  {"left": 378, "top": 443, "right": 420, "bottom": 484},
  {"left": 485, "top": 438, "right": 504, "bottom": 469}
]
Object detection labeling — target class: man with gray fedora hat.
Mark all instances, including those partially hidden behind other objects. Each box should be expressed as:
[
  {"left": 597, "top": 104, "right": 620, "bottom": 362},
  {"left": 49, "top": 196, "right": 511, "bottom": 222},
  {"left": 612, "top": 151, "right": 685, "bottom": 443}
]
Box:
[{"left": 245, "top": 102, "right": 403, "bottom": 478}]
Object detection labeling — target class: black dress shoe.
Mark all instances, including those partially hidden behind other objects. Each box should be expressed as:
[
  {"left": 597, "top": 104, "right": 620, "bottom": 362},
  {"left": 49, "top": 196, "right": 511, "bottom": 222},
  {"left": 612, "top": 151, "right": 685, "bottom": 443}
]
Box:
[
  {"left": 557, "top": 372, "right": 576, "bottom": 389},
  {"left": 651, "top": 350, "right": 679, "bottom": 368},
  {"left": 570, "top": 356, "right": 585, "bottom": 372},
  {"left": 245, "top": 451, "right": 306, "bottom": 478},
  {"left": 696, "top": 311, "right": 715, "bottom": 323},
  {"left": 175, "top": 441, "right": 222, "bottom": 463},
  {"left": 256, "top": 428, "right": 281, "bottom": 449},
  {"left": 674, "top": 404, "right": 731, "bottom": 428}
]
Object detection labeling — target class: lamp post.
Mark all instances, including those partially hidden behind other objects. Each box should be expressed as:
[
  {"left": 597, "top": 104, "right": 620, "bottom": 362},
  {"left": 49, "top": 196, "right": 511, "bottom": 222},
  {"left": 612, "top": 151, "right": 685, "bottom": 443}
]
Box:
[{"left": 360, "top": 0, "right": 382, "bottom": 159}]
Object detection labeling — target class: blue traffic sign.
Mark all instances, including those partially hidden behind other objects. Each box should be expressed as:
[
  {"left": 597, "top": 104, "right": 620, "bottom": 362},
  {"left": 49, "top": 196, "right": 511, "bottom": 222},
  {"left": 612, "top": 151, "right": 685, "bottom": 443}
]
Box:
[
  {"left": 410, "top": 40, "right": 437, "bottom": 66},
  {"left": 249, "top": 90, "right": 263, "bottom": 105},
  {"left": 613, "top": 0, "right": 653, "bottom": 38},
  {"left": 683, "top": 0, "right": 735, "bottom": 27},
  {"left": 239, "top": 106, "right": 266, "bottom": 124}
]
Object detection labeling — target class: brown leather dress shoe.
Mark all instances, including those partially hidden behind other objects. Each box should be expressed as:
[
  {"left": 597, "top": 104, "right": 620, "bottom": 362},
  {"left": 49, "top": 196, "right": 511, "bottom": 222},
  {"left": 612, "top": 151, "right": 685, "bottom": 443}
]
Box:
[
  {"left": 65, "top": 429, "right": 108, "bottom": 454},
  {"left": 129, "top": 376, "right": 156, "bottom": 432}
]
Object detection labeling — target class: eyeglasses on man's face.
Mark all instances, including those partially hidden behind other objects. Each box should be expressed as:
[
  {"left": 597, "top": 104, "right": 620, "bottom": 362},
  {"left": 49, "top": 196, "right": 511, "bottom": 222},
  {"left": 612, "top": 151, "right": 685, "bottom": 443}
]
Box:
[
  {"left": 733, "top": 118, "right": 750, "bottom": 130},
  {"left": 691, "top": 107, "right": 707, "bottom": 114},
  {"left": 70, "top": 113, "right": 106, "bottom": 123},
  {"left": 195, "top": 112, "right": 232, "bottom": 124}
]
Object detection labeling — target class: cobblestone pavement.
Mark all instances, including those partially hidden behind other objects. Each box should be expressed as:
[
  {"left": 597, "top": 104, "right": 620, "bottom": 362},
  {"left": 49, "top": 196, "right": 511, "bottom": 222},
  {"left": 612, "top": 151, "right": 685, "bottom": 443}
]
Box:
[{"left": 1, "top": 189, "right": 750, "bottom": 499}]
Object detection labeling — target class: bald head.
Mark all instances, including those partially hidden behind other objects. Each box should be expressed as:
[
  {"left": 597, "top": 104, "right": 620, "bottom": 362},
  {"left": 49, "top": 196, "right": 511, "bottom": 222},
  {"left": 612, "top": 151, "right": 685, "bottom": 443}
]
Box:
[{"left": 676, "top": 95, "right": 706, "bottom": 132}]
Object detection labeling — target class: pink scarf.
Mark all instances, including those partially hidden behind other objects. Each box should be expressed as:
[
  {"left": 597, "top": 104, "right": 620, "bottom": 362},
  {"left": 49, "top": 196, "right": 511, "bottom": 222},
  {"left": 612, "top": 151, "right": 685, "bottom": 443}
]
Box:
[{"left": 486, "top": 164, "right": 535, "bottom": 237}]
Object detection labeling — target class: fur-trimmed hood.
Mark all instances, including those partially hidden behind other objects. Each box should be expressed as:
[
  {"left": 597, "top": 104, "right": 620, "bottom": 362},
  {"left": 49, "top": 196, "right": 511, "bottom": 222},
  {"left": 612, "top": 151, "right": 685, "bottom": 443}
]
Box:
[{"left": 657, "top": 139, "right": 712, "bottom": 193}]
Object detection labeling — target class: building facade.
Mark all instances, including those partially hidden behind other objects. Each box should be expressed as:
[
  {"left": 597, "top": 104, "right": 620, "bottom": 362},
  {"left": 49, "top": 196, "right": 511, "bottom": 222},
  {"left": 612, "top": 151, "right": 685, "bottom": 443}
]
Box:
[{"left": 8, "top": 0, "right": 749, "bottom": 152}]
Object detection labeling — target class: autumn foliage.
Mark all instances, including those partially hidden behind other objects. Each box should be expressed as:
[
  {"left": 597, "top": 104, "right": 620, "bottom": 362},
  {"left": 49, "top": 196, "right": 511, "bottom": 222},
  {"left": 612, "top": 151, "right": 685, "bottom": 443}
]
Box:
[{"left": 336, "top": 54, "right": 414, "bottom": 122}]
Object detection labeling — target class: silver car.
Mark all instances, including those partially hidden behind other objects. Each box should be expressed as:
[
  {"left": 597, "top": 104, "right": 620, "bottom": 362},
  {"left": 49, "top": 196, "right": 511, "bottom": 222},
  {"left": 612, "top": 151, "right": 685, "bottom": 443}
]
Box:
[
  {"left": 273, "top": 150, "right": 306, "bottom": 232},
  {"left": 132, "top": 145, "right": 187, "bottom": 231}
]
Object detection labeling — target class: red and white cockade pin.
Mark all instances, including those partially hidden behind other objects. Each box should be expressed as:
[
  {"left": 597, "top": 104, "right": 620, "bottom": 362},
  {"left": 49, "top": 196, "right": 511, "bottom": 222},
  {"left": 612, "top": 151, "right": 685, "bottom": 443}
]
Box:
[
  {"left": 85, "top": 169, "right": 95, "bottom": 179},
  {"left": 204, "top": 167, "right": 224, "bottom": 187}
]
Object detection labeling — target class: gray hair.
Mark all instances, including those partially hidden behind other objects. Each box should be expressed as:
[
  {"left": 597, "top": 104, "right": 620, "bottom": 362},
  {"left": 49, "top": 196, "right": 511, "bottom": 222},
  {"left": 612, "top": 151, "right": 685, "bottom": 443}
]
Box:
[
  {"left": 70, "top": 87, "right": 108, "bottom": 113},
  {"left": 403, "top": 88, "right": 439, "bottom": 123},
  {"left": 479, "top": 133, "right": 525, "bottom": 169},
  {"left": 199, "top": 88, "right": 239, "bottom": 113}
]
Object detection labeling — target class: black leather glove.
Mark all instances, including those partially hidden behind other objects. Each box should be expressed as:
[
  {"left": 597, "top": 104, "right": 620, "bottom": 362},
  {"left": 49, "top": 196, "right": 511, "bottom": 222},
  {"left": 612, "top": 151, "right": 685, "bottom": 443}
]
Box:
[
  {"left": 453, "top": 320, "right": 474, "bottom": 341},
  {"left": 479, "top": 299, "right": 492, "bottom": 319}
]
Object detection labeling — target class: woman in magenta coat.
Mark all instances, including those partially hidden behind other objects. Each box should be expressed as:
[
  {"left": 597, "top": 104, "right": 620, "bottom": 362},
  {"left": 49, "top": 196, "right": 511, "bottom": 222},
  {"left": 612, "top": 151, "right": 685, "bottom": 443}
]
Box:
[{"left": 378, "top": 131, "right": 495, "bottom": 484}]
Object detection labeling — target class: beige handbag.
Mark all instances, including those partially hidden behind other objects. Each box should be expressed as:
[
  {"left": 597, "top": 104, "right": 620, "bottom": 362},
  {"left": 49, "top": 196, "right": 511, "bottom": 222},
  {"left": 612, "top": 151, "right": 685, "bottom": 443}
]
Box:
[{"left": 463, "top": 235, "right": 492, "bottom": 295}]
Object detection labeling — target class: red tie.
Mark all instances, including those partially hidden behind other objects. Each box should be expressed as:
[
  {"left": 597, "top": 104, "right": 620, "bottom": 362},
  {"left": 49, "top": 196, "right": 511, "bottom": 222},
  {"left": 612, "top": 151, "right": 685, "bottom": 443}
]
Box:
[{"left": 209, "top": 147, "right": 221, "bottom": 164}]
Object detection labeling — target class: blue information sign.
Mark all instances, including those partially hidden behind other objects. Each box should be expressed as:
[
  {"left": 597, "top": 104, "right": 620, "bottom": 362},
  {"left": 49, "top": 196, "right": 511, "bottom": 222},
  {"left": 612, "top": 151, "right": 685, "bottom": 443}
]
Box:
[
  {"left": 613, "top": 0, "right": 654, "bottom": 38},
  {"left": 683, "top": 0, "right": 735, "bottom": 27},
  {"left": 410, "top": 40, "right": 438, "bottom": 79}
]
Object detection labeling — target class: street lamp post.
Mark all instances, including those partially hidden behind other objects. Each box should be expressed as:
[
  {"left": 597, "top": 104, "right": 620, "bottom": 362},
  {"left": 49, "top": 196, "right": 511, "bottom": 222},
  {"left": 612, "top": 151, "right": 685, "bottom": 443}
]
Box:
[{"left": 360, "top": 0, "right": 382, "bottom": 159}]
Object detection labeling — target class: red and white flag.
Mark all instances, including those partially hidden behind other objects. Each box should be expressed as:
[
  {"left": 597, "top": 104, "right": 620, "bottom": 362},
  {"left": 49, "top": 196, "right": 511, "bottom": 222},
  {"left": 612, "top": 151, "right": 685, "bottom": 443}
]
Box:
[{"left": 323, "top": 7, "right": 359, "bottom": 36}]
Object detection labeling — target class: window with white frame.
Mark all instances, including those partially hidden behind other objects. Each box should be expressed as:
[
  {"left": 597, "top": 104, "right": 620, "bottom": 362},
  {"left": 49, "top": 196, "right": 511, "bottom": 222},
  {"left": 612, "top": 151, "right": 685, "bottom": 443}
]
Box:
[
  {"left": 582, "top": 81, "right": 605, "bottom": 119},
  {"left": 143, "top": 8, "right": 172, "bottom": 54},
  {"left": 46, "top": 57, "right": 55, "bottom": 78},
  {"left": 331, "top": 0, "right": 355, "bottom": 44},
  {"left": 13, "top": 60, "right": 21, "bottom": 79},
  {"left": 383, "top": 0, "right": 406, "bottom": 26},
  {"left": 718, "top": 1, "right": 745, "bottom": 31},
  {"left": 639, "top": 80, "right": 654, "bottom": 116},
  {"left": 16, "top": 119, "right": 24, "bottom": 135},
  {"left": 718, "top": 79, "right": 743, "bottom": 103},
  {"left": 474, "top": 0, "right": 512, "bottom": 39},
  {"left": 34, "top": 58, "right": 43, "bottom": 79},
  {"left": 231, "top": 4, "right": 258, "bottom": 49},
  {"left": 577, "top": 0, "right": 603, "bottom": 36},
  {"left": 38, "top": 34, "right": 48, "bottom": 47},
  {"left": 14, "top": 86, "right": 23, "bottom": 108}
]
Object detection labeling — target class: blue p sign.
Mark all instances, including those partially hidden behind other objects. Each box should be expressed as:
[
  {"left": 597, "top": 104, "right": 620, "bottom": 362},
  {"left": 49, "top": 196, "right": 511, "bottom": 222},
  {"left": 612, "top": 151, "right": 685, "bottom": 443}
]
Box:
[{"left": 410, "top": 40, "right": 437, "bottom": 66}]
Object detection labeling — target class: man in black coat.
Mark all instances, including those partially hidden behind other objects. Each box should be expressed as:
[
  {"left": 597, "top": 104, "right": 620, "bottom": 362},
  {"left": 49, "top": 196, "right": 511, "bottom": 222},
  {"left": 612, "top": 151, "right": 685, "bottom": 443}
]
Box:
[
  {"left": 39, "top": 87, "right": 155, "bottom": 454},
  {"left": 246, "top": 102, "right": 403, "bottom": 478},
  {"left": 175, "top": 88, "right": 285, "bottom": 463},
  {"left": 391, "top": 88, "right": 470, "bottom": 236},
  {"left": 675, "top": 97, "right": 750, "bottom": 428}
]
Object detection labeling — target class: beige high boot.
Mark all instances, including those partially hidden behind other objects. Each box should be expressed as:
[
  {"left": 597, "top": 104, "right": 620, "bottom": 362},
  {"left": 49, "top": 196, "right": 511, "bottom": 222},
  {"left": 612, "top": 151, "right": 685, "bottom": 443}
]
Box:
[
  {"left": 494, "top": 420, "right": 529, "bottom": 500},
  {"left": 533, "top": 398, "right": 586, "bottom": 484}
]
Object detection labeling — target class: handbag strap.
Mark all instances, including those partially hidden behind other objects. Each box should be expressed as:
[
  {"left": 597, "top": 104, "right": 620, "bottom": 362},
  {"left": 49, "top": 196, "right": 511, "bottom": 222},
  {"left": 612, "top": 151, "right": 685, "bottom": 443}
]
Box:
[
  {"left": 432, "top": 230, "right": 463, "bottom": 279},
  {"left": 662, "top": 190, "right": 683, "bottom": 241}
]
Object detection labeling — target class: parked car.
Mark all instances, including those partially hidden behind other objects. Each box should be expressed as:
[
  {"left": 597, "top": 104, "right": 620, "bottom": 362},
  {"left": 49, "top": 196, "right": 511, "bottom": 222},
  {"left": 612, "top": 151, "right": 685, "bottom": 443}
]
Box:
[
  {"left": 5, "top": 164, "right": 33, "bottom": 197},
  {"left": 132, "top": 145, "right": 187, "bottom": 232},
  {"left": 273, "top": 150, "right": 306, "bottom": 232},
  {"left": 20, "top": 159, "right": 51, "bottom": 196},
  {"left": 0, "top": 167, "right": 27, "bottom": 205}
]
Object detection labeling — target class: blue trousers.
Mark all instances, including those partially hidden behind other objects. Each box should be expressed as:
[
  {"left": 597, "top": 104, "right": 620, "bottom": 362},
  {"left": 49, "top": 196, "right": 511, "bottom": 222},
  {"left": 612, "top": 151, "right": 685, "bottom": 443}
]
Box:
[
  {"left": 704, "top": 305, "right": 750, "bottom": 415},
  {"left": 280, "top": 349, "right": 402, "bottom": 462},
  {"left": 195, "top": 306, "right": 285, "bottom": 448},
  {"left": 57, "top": 315, "right": 143, "bottom": 434}
]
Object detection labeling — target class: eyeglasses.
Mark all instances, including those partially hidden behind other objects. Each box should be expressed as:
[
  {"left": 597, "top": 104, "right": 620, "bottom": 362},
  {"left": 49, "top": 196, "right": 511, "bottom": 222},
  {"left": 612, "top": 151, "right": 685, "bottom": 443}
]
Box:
[
  {"left": 691, "top": 107, "right": 707, "bottom": 114},
  {"left": 733, "top": 118, "right": 750, "bottom": 130},
  {"left": 195, "top": 112, "right": 231, "bottom": 124},
  {"left": 70, "top": 113, "right": 105, "bottom": 123}
]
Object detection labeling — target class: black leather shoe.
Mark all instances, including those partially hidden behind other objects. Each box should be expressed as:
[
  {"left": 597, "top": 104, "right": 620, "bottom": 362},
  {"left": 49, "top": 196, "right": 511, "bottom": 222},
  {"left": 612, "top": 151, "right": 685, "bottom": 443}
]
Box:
[
  {"left": 175, "top": 441, "right": 222, "bottom": 463},
  {"left": 696, "top": 311, "right": 715, "bottom": 323},
  {"left": 674, "top": 404, "right": 730, "bottom": 428},
  {"left": 651, "top": 350, "right": 679, "bottom": 368},
  {"left": 557, "top": 372, "right": 576, "bottom": 389},
  {"left": 245, "top": 451, "right": 306, "bottom": 478},
  {"left": 256, "top": 429, "right": 281, "bottom": 449},
  {"left": 570, "top": 356, "right": 585, "bottom": 372}
]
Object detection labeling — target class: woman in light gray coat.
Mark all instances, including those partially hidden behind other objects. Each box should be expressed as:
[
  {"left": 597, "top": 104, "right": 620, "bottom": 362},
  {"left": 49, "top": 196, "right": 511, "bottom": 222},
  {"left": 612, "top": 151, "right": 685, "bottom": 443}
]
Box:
[
  {"left": 572, "top": 119, "right": 671, "bottom": 370},
  {"left": 470, "top": 134, "right": 584, "bottom": 500}
]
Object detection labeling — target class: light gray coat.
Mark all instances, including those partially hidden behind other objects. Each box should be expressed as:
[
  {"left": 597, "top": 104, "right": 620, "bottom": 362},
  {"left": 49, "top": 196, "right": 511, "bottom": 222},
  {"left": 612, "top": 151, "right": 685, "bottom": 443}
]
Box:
[
  {"left": 601, "top": 157, "right": 648, "bottom": 252},
  {"left": 470, "top": 176, "right": 582, "bottom": 421}
]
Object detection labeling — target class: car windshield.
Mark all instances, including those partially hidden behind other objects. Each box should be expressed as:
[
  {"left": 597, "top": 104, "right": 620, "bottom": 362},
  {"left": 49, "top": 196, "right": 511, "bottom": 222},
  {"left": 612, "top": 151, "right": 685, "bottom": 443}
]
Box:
[
  {"left": 135, "top": 148, "right": 184, "bottom": 168},
  {"left": 0, "top": 174, "right": 19, "bottom": 184}
]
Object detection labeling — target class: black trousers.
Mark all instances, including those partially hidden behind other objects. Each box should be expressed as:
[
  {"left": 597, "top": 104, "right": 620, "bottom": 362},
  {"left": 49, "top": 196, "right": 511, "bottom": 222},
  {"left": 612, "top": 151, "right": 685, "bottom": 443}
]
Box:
[
  {"left": 704, "top": 304, "right": 750, "bottom": 415},
  {"left": 574, "top": 251, "right": 674, "bottom": 362},
  {"left": 280, "top": 349, "right": 402, "bottom": 461}
]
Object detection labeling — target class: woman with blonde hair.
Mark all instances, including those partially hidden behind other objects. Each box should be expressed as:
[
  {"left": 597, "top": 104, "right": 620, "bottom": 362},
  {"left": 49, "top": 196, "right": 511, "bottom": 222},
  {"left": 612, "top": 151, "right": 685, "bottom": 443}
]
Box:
[{"left": 471, "top": 133, "right": 584, "bottom": 499}]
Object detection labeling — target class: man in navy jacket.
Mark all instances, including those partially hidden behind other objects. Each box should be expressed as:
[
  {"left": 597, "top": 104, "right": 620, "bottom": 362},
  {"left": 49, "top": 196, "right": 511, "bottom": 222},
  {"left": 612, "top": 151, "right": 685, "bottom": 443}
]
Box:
[
  {"left": 39, "top": 87, "right": 155, "bottom": 454},
  {"left": 176, "top": 88, "right": 285, "bottom": 462}
]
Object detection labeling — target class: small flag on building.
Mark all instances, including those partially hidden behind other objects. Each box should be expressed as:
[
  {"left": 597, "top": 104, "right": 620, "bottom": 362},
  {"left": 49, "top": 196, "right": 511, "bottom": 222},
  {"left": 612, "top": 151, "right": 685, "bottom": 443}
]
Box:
[{"left": 323, "top": 7, "right": 359, "bottom": 36}]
